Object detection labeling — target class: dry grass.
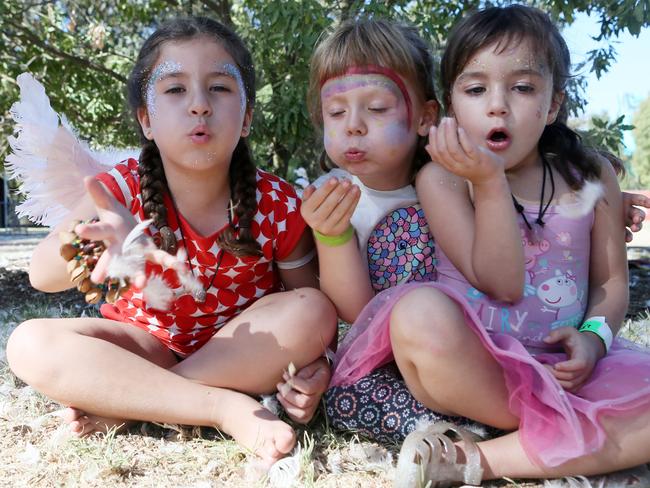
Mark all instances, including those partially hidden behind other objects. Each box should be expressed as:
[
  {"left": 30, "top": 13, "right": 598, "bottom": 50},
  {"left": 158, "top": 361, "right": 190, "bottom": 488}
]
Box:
[
  {"left": 0, "top": 301, "right": 400, "bottom": 487},
  {"left": 1, "top": 301, "right": 650, "bottom": 487}
]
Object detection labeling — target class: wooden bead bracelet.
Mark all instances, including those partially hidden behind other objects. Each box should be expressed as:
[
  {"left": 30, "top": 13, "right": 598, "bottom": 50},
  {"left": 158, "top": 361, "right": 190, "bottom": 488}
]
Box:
[{"left": 59, "top": 220, "right": 129, "bottom": 304}]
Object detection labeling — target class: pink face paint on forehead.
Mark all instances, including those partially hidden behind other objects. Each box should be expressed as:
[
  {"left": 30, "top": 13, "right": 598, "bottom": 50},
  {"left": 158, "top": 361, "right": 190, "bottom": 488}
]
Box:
[
  {"left": 321, "top": 74, "right": 401, "bottom": 100},
  {"left": 321, "top": 65, "right": 413, "bottom": 129}
]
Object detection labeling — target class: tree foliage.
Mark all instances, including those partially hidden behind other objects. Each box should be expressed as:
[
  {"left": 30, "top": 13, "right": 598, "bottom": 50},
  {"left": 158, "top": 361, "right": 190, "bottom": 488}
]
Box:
[
  {"left": 631, "top": 95, "right": 650, "bottom": 187},
  {"left": 1, "top": 0, "right": 648, "bottom": 183}
]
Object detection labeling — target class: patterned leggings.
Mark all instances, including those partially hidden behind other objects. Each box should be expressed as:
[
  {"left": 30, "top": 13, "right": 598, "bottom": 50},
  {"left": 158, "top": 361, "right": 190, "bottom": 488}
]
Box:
[{"left": 325, "top": 362, "right": 502, "bottom": 444}]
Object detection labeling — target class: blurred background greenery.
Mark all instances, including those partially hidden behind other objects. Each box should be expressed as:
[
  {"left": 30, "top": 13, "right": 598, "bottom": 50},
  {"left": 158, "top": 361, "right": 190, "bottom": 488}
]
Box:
[{"left": 1, "top": 0, "right": 648, "bottom": 200}]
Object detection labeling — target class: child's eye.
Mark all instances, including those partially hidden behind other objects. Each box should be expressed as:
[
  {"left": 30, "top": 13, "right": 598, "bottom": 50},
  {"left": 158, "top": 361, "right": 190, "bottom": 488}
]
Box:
[
  {"left": 210, "top": 84, "right": 231, "bottom": 93},
  {"left": 514, "top": 84, "right": 534, "bottom": 93},
  {"left": 369, "top": 107, "right": 388, "bottom": 113},
  {"left": 465, "top": 86, "right": 485, "bottom": 95},
  {"left": 327, "top": 109, "right": 345, "bottom": 117},
  {"left": 165, "top": 86, "right": 185, "bottom": 94}
]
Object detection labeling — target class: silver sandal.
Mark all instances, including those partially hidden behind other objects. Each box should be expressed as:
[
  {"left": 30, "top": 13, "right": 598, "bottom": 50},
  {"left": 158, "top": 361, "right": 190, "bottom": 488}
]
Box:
[{"left": 394, "top": 421, "right": 484, "bottom": 488}]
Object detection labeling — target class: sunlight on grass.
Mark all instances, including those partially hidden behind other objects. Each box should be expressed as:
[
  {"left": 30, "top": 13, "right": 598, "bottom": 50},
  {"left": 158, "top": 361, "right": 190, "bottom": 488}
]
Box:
[{"left": 2, "top": 300, "right": 649, "bottom": 486}]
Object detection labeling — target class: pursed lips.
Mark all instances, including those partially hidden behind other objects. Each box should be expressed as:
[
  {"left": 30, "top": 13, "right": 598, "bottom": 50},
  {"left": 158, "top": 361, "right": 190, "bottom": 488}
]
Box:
[
  {"left": 189, "top": 124, "right": 211, "bottom": 144},
  {"left": 344, "top": 148, "right": 366, "bottom": 161}
]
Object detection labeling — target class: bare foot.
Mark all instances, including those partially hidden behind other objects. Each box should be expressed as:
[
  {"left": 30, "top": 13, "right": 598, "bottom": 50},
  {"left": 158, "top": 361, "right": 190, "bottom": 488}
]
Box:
[
  {"left": 63, "top": 407, "right": 133, "bottom": 437},
  {"left": 217, "top": 391, "right": 296, "bottom": 466}
]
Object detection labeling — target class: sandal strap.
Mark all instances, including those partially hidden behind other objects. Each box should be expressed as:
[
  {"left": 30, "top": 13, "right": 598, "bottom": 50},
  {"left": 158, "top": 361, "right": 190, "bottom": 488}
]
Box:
[{"left": 394, "top": 421, "right": 483, "bottom": 487}]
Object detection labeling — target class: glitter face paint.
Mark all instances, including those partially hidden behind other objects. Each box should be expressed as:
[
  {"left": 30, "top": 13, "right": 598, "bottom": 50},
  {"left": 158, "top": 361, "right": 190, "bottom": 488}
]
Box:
[
  {"left": 322, "top": 66, "right": 413, "bottom": 129},
  {"left": 145, "top": 60, "right": 182, "bottom": 117},
  {"left": 322, "top": 72, "right": 412, "bottom": 149},
  {"left": 220, "top": 63, "right": 247, "bottom": 116},
  {"left": 319, "top": 68, "right": 419, "bottom": 189},
  {"left": 449, "top": 38, "right": 557, "bottom": 173}
]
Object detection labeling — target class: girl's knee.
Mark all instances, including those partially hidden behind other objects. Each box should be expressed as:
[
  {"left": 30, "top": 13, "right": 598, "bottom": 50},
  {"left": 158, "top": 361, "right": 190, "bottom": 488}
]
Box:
[
  {"left": 390, "top": 287, "right": 468, "bottom": 349},
  {"left": 294, "top": 287, "right": 336, "bottom": 328},
  {"left": 286, "top": 287, "right": 337, "bottom": 350},
  {"left": 6, "top": 319, "right": 52, "bottom": 378}
]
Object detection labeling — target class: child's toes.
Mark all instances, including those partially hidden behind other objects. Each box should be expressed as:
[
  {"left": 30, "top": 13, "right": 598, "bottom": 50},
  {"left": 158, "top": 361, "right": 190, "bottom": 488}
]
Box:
[
  {"left": 275, "top": 425, "right": 296, "bottom": 455},
  {"left": 258, "top": 426, "right": 296, "bottom": 466},
  {"left": 69, "top": 416, "right": 92, "bottom": 436},
  {"left": 63, "top": 406, "right": 84, "bottom": 423}
]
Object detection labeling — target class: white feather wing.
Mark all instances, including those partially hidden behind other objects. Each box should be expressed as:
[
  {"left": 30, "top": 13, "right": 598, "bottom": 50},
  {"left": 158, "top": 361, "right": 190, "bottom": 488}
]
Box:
[{"left": 5, "top": 72, "right": 138, "bottom": 227}]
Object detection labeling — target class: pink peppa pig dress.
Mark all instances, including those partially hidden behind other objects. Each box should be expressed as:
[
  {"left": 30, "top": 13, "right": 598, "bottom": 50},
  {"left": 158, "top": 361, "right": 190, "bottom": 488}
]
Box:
[{"left": 330, "top": 200, "right": 650, "bottom": 467}]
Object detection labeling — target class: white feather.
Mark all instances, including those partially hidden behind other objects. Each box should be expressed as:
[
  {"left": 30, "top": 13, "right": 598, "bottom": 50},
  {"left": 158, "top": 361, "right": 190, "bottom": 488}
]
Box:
[
  {"left": 260, "top": 395, "right": 281, "bottom": 416},
  {"left": 267, "top": 450, "right": 302, "bottom": 487},
  {"left": 558, "top": 180, "right": 605, "bottom": 219},
  {"left": 543, "top": 476, "right": 593, "bottom": 487},
  {"left": 121, "top": 219, "right": 154, "bottom": 254},
  {"left": 5, "top": 72, "right": 138, "bottom": 227},
  {"left": 175, "top": 249, "right": 204, "bottom": 297},
  {"left": 143, "top": 275, "right": 174, "bottom": 311},
  {"left": 107, "top": 253, "right": 146, "bottom": 281}
]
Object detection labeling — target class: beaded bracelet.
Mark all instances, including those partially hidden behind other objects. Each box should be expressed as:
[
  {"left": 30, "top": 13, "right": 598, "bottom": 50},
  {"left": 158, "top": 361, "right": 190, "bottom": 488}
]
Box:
[
  {"left": 59, "top": 220, "right": 130, "bottom": 304},
  {"left": 313, "top": 225, "right": 355, "bottom": 247}
]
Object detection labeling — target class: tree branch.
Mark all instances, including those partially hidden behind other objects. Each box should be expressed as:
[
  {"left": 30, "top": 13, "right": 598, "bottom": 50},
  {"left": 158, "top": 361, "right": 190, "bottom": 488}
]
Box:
[
  {"left": 160, "top": 0, "right": 183, "bottom": 11},
  {"left": 7, "top": 20, "right": 127, "bottom": 84},
  {"left": 202, "top": 0, "right": 232, "bottom": 26}
]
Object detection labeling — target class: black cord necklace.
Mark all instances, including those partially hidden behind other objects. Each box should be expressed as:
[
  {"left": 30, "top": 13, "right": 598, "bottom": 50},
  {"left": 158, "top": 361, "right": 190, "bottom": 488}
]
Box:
[
  {"left": 511, "top": 153, "right": 555, "bottom": 243},
  {"left": 169, "top": 197, "right": 232, "bottom": 303}
]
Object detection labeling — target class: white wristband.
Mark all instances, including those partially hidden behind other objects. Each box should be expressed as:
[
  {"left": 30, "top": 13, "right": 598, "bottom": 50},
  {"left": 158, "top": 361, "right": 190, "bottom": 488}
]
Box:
[
  {"left": 276, "top": 248, "right": 316, "bottom": 270},
  {"left": 579, "top": 316, "right": 613, "bottom": 353}
]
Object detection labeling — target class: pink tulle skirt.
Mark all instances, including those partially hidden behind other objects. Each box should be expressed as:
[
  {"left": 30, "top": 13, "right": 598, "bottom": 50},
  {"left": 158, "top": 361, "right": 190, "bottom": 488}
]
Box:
[{"left": 330, "top": 281, "right": 650, "bottom": 467}]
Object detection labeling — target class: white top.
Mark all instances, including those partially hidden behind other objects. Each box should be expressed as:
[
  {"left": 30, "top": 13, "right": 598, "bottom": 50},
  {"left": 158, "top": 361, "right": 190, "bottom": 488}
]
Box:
[{"left": 312, "top": 168, "right": 418, "bottom": 267}]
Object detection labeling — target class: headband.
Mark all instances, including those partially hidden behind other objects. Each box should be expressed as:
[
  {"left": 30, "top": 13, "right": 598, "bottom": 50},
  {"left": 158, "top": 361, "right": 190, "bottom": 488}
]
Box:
[{"left": 321, "top": 65, "right": 413, "bottom": 127}]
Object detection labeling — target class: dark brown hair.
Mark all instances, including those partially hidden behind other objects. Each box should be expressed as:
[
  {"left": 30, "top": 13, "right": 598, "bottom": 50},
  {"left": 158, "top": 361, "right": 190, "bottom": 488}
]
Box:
[
  {"left": 127, "top": 16, "right": 261, "bottom": 256},
  {"left": 308, "top": 18, "right": 439, "bottom": 177},
  {"left": 440, "top": 5, "right": 605, "bottom": 188}
]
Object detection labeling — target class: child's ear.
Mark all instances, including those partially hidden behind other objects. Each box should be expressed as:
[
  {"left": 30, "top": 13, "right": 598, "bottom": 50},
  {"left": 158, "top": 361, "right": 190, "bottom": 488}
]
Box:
[
  {"left": 241, "top": 107, "right": 253, "bottom": 137},
  {"left": 137, "top": 107, "right": 154, "bottom": 140},
  {"left": 417, "top": 100, "right": 440, "bottom": 137},
  {"left": 546, "top": 91, "right": 565, "bottom": 125}
]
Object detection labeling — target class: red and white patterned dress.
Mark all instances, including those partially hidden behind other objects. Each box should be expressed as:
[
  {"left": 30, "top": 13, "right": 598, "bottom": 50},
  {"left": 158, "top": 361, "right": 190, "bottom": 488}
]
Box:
[{"left": 96, "top": 159, "right": 306, "bottom": 356}]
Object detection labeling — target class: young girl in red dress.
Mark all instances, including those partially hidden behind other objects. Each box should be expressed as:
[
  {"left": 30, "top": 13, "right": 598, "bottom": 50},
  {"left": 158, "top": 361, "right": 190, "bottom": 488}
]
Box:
[{"left": 6, "top": 16, "right": 336, "bottom": 466}]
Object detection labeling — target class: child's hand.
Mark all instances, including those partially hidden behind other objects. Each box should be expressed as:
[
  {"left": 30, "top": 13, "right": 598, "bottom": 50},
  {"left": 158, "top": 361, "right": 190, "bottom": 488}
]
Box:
[
  {"left": 301, "top": 177, "right": 360, "bottom": 237},
  {"left": 543, "top": 326, "right": 605, "bottom": 392},
  {"left": 276, "top": 357, "right": 330, "bottom": 424},
  {"left": 76, "top": 177, "right": 181, "bottom": 287},
  {"left": 622, "top": 191, "right": 649, "bottom": 243},
  {"left": 426, "top": 117, "right": 505, "bottom": 186}
]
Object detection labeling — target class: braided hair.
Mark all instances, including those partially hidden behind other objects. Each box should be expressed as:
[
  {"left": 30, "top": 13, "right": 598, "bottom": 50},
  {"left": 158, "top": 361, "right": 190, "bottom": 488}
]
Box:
[{"left": 126, "top": 16, "right": 261, "bottom": 256}]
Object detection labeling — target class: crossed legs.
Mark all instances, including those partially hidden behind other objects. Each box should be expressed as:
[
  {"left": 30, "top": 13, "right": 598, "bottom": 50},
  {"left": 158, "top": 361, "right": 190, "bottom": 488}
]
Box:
[
  {"left": 6, "top": 287, "right": 336, "bottom": 465},
  {"left": 390, "top": 286, "right": 650, "bottom": 479}
]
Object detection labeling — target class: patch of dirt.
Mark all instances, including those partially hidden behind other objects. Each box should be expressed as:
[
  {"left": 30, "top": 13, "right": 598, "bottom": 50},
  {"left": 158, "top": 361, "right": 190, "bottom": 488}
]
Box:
[{"left": 0, "top": 268, "right": 91, "bottom": 312}]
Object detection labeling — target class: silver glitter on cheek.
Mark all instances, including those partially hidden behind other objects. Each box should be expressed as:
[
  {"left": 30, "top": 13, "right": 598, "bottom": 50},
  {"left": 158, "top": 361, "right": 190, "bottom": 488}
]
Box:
[
  {"left": 146, "top": 60, "right": 182, "bottom": 117},
  {"left": 221, "top": 63, "right": 247, "bottom": 115}
]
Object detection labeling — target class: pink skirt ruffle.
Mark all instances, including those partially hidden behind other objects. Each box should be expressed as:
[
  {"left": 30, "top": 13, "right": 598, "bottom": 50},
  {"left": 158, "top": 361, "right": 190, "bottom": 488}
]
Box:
[{"left": 330, "top": 281, "right": 650, "bottom": 467}]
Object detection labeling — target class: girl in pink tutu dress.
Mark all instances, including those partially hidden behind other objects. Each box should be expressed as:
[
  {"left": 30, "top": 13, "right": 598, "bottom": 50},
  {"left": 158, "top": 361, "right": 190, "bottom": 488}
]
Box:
[{"left": 332, "top": 4, "right": 650, "bottom": 483}]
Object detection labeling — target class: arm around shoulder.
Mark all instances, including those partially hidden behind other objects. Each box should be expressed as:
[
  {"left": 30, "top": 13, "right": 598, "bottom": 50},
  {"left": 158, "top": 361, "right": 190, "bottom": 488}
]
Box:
[{"left": 585, "top": 159, "right": 629, "bottom": 335}]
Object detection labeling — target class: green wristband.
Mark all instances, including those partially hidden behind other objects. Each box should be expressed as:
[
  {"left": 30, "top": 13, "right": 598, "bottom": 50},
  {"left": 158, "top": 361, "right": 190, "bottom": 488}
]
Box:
[
  {"left": 578, "top": 316, "right": 613, "bottom": 353},
  {"left": 314, "top": 225, "right": 355, "bottom": 247}
]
